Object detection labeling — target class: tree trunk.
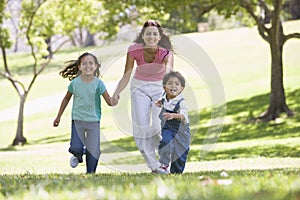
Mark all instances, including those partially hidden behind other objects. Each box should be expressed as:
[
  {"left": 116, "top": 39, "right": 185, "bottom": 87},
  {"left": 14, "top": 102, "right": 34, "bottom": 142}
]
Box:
[
  {"left": 84, "top": 31, "right": 95, "bottom": 47},
  {"left": 12, "top": 94, "right": 27, "bottom": 146},
  {"left": 43, "top": 37, "right": 53, "bottom": 59},
  {"left": 259, "top": 23, "right": 293, "bottom": 121}
]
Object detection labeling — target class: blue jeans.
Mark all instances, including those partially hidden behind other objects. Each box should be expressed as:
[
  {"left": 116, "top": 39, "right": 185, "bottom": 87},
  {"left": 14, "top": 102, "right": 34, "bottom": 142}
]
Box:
[{"left": 69, "top": 120, "right": 101, "bottom": 173}]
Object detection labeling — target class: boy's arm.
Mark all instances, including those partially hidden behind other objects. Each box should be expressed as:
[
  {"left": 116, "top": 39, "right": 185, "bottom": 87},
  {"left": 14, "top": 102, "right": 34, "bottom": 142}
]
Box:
[
  {"left": 162, "top": 99, "right": 188, "bottom": 122},
  {"left": 163, "top": 112, "right": 184, "bottom": 121},
  {"left": 155, "top": 99, "right": 162, "bottom": 107}
]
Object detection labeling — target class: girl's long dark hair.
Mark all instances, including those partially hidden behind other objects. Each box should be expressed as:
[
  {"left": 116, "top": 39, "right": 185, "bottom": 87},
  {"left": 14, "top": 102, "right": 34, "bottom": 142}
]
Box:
[
  {"left": 59, "top": 52, "right": 101, "bottom": 81},
  {"left": 134, "top": 20, "right": 173, "bottom": 51}
]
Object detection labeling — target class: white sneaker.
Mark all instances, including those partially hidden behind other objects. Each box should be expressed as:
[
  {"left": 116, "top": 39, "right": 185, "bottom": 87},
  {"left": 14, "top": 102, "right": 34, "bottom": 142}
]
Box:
[
  {"left": 160, "top": 164, "right": 169, "bottom": 172},
  {"left": 152, "top": 167, "right": 169, "bottom": 174},
  {"left": 70, "top": 156, "right": 79, "bottom": 168}
]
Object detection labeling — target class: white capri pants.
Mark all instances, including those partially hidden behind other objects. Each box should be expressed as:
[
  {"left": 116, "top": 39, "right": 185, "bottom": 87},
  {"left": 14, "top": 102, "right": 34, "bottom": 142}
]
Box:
[{"left": 130, "top": 78, "right": 163, "bottom": 170}]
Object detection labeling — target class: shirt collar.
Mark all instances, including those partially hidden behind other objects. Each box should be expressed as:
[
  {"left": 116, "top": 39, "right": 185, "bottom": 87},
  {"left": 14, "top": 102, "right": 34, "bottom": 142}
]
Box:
[{"left": 162, "top": 92, "right": 183, "bottom": 103}]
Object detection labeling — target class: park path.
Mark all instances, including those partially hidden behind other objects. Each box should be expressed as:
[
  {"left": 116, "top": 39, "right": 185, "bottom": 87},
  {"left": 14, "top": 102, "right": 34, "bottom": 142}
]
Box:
[{"left": 0, "top": 92, "right": 65, "bottom": 122}]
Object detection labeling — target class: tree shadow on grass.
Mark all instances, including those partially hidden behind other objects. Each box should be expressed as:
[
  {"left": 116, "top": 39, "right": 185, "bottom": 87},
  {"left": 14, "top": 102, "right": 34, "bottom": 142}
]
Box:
[
  {"left": 188, "top": 144, "right": 300, "bottom": 162},
  {"left": 100, "top": 88, "right": 300, "bottom": 162},
  {"left": 191, "top": 88, "right": 300, "bottom": 145},
  {"left": 101, "top": 137, "right": 138, "bottom": 153},
  {"left": 29, "top": 133, "right": 70, "bottom": 145},
  {"left": 108, "top": 154, "right": 144, "bottom": 165},
  {"left": 0, "top": 134, "right": 70, "bottom": 152},
  {"left": 0, "top": 146, "right": 19, "bottom": 151}
]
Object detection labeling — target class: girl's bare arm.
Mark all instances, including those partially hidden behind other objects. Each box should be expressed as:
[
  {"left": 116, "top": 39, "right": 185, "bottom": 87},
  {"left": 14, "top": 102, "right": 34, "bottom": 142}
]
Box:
[
  {"left": 53, "top": 91, "right": 72, "bottom": 127},
  {"left": 102, "top": 90, "right": 117, "bottom": 106}
]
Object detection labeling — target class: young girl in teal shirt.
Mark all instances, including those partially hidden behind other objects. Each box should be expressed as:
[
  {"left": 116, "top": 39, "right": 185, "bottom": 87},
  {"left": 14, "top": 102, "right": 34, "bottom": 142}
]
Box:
[{"left": 53, "top": 52, "right": 116, "bottom": 173}]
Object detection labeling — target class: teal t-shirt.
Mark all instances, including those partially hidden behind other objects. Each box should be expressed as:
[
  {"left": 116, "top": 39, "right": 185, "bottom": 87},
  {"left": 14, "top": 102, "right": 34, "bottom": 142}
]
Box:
[{"left": 68, "top": 76, "right": 107, "bottom": 122}]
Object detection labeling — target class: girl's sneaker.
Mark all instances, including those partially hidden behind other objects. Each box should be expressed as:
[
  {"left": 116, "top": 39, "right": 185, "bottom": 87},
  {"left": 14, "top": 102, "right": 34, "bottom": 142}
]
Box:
[{"left": 70, "top": 156, "right": 79, "bottom": 168}]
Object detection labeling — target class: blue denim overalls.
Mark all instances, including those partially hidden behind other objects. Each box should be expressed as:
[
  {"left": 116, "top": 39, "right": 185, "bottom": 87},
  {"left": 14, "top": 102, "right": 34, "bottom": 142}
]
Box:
[{"left": 158, "top": 98, "right": 190, "bottom": 174}]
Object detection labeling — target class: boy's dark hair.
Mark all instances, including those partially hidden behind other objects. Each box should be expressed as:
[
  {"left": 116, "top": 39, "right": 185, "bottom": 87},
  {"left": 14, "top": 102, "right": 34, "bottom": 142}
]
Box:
[
  {"left": 162, "top": 71, "right": 185, "bottom": 87},
  {"left": 59, "top": 52, "right": 101, "bottom": 81}
]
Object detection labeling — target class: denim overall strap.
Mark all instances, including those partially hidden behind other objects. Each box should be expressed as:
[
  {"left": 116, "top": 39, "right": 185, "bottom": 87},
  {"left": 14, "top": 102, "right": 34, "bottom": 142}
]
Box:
[
  {"left": 173, "top": 98, "right": 184, "bottom": 113},
  {"left": 161, "top": 98, "right": 184, "bottom": 113}
]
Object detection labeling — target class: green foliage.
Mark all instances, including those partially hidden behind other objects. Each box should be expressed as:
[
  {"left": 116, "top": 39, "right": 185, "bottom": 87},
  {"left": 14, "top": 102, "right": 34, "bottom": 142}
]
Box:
[
  {"left": 19, "top": 0, "right": 105, "bottom": 48},
  {"left": 101, "top": 1, "right": 169, "bottom": 37},
  {"left": 0, "top": 27, "right": 12, "bottom": 48},
  {"left": 54, "top": 0, "right": 104, "bottom": 35},
  {"left": 212, "top": 0, "right": 292, "bottom": 26},
  {"left": 19, "top": 0, "right": 49, "bottom": 58},
  {"left": 0, "top": 0, "right": 12, "bottom": 49},
  {"left": 212, "top": 0, "right": 241, "bottom": 17},
  {"left": 101, "top": 0, "right": 216, "bottom": 34}
]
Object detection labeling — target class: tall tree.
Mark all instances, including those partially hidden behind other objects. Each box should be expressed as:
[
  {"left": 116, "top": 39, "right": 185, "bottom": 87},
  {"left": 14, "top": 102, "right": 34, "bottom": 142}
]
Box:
[
  {"left": 0, "top": 0, "right": 51, "bottom": 145},
  {"left": 213, "top": 0, "right": 300, "bottom": 121},
  {"left": 0, "top": 0, "right": 105, "bottom": 145}
]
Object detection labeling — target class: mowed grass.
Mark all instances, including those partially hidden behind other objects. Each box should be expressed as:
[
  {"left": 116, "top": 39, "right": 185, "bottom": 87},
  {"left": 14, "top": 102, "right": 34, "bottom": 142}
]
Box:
[
  {"left": 0, "top": 20, "right": 300, "bottom": 199},
  {"left": 1, "top": 169, "right": 300, "bottom": 200}
]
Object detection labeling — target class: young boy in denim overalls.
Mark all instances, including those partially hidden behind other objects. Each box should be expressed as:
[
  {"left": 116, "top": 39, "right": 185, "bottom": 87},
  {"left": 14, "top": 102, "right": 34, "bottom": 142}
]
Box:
[{"left": 156, "top": 71, "right": 190, "bottom": 174}]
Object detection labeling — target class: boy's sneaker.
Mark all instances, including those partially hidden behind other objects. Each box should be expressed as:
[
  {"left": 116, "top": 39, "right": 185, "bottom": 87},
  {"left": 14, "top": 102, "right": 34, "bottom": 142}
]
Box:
[
  {"left": 70, "top": 156, "right": 79, "bottom": 168},
  {"left": 160, "top": 164, "right": 169, "bottom": 171},
  {"left": 152, "top": 167, "right": 168, "bottom": 174}
]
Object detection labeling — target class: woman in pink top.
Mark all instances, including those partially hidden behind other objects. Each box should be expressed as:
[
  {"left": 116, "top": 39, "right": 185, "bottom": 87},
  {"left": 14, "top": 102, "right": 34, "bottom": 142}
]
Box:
[{"left": 112, "top": 20, "right": 174, "bottom": 174}]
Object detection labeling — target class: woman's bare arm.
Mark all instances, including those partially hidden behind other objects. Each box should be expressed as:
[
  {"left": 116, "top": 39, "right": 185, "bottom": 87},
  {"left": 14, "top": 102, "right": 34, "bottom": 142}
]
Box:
[{"left": 112, "top": 52, "right": 134, "bottom": 99}]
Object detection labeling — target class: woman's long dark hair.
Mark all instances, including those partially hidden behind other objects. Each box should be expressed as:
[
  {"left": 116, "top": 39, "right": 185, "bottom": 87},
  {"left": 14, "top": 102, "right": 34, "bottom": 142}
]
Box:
[
  {"left": 134, "top": 20, "right": 173, "bottom": 51},
  {"left": 59, "top": 52, "right": 101, "bottom": 81}
]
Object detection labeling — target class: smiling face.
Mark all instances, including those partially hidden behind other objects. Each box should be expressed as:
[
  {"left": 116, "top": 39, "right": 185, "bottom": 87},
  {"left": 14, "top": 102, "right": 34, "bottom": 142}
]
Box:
[
  {"left": 142, "top": 26, "right": 161, "bottom": 48},
  {"left": 164, "top": 76, "right": 184, "bottom": 100},
  {"left": 78, "top": 55, "right": 97, "bottom": 76}
]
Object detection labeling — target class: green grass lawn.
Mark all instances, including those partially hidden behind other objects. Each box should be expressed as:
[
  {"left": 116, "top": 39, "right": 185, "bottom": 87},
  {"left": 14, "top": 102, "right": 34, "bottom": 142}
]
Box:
[
  {"left": 1, "top": 170, "right": 300, "bottom": 200},
  {"left": 0, "top": 20, "right": 300, "bottom": 199}
]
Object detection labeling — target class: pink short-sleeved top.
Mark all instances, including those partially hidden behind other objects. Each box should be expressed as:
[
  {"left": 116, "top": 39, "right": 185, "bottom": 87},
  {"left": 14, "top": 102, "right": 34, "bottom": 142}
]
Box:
[{"left": 128, "top": 43, "right": 171, "bottom": 81}]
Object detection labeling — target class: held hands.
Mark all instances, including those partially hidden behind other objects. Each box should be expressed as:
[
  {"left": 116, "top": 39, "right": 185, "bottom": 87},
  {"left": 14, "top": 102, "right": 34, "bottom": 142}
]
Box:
[
  {"left": 155, "top": 99, "right": 162, "bottom": 107},
  {"left": 111, "top": 94, "right": 120, "bottom": 106}
]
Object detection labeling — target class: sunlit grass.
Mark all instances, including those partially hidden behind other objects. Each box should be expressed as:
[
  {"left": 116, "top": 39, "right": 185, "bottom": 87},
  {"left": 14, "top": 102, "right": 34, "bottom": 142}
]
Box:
[{"left": 0, "top": 170, "right": 300, "bottom": 200}]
